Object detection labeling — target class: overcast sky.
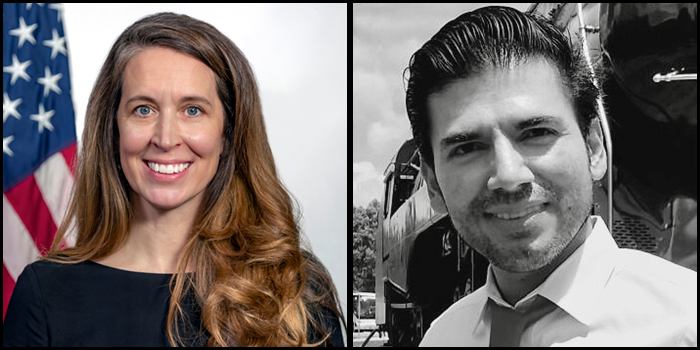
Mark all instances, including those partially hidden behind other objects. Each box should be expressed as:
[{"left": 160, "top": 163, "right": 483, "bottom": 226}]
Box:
[
  {"left": 63, "top": 3, "right": 347, "bottom": 326},
  {"left": 353, "top": 4, "right": 531, "bottom": 208}
]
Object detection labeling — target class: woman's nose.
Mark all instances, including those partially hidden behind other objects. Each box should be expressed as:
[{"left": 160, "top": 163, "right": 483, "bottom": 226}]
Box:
[{"left": 152, "top": 110, "right": 182, "bottom": 150}]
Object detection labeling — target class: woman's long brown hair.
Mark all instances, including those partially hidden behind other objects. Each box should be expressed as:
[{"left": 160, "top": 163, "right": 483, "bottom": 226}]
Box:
[{"left": 42, "top": 12, "right": 345, "bottom": 346}]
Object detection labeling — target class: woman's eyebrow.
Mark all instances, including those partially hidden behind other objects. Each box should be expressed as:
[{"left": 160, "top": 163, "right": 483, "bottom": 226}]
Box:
[{"left": 125, "top": 95, "right": 212, "bottom": 108}]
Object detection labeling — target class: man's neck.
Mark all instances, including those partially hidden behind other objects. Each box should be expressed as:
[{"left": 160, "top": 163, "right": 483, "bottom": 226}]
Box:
[{"left": 493, "top": 217, "right": 593, "bottom": 306}]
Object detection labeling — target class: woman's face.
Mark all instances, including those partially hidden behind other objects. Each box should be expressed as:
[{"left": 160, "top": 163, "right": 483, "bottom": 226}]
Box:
[{"left": 117, "top": 46, "right": 224, "bottom": 210}]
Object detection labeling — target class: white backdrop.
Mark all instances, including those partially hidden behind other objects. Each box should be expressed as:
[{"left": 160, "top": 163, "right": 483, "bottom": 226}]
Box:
[{"left": 62, "top": 3, "right": 347, "bottom": 332}]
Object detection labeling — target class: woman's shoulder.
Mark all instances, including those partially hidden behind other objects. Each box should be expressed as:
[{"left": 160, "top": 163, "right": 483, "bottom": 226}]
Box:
[
  {"left": 301, "top": 250, "right": 346, "bottom": 347},
  {"left": 21, "top": 258, "right": 87, "bottom": 279},
  {"left": 306, "top": 304, "right": 345, "bottom": 347},
  {"left": 18, "top": 257, "right": 171, "bottom": 290},
  {"left": 12, "top": 259, "right": 96, "bottom": 294}
]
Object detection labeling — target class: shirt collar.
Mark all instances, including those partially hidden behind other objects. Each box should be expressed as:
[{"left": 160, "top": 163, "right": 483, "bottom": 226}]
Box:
[{"left": 476, "top": 216, "right": 618, "bottom": 332}]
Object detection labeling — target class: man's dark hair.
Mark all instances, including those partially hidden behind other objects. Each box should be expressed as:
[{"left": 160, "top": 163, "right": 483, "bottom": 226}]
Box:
[{"left": 405, "top": 6, "right": 601, "bottom": 168}]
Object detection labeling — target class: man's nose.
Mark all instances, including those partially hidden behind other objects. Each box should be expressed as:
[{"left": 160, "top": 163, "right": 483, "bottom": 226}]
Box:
[{"left": 486, "top": 136, "right": 535, "bottom": 192}]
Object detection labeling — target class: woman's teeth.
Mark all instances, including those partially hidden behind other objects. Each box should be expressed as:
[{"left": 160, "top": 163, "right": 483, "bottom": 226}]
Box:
[{"left": 147, "top": 162, "right": 190, "bottom": 174}]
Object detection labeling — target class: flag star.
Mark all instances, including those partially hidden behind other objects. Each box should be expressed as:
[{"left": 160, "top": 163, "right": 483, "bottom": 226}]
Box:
[
  {"left": 30, "top": 103, "right": 55, "bottom": 133},
  {"left": 3, "top": 92, "right": 23, "bottom": 123},
  {"left": 9, "top": 16, "right": 38, "bottom": 48},
  {"left": 4, "top": 135, "right": 15, "bottom": 157},
  {"left": 37, "top": 66, "right": 63, "bottom": 97},
  {"left": 48, "top": 4, "right": 64, "bottom": 23},
  {"left": 43, "top": 28, "right": 67, "bottom": 59},
  {"left": 26, "top": 4, "right": 45, "bottom": 10},
  {"left": 3, "top": 54, "right": 32, "bottom": 85}
]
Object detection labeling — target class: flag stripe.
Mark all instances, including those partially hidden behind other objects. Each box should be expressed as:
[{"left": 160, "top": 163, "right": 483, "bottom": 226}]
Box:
[
  {"left": 4, "top": 175, "right": 58, "bottom": 256},
  {"left": 61, "top": 142, "right": 78, "bottom": 176},
  {"left": 3, "top": 264, "right": 18, "bottom": 321},
  {"left": 2, "top": 194, "right": 43, "bottom": 280},
  {"left": 3, "top": 3, "right": 78, "bottom": 323},
  {"left": 35, "top": 150, "right": 75, "bottom": 229}
]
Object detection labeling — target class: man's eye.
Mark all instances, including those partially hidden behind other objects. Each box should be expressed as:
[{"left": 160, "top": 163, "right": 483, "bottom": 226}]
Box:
[
  {"left": 449, "top": 143, "right": 485, "bottom": 158},
  {"left": 523, "top": 128, "right": 556, "bottom": 139}
]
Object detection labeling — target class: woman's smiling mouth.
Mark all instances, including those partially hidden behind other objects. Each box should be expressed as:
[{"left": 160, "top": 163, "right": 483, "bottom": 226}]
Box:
[{"left": 142, "top": 160, "right": 193, "bottom": 181}]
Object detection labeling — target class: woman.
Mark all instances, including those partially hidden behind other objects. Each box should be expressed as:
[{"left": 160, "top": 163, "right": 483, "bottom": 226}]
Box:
[{"left": 3, "top": 12, "right": 345, "bottom": 347}]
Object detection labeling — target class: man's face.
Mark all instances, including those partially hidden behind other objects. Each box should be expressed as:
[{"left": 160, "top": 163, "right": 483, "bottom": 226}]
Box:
[{"left": 424, "top": 59, "right": 605, "bottom": 273}]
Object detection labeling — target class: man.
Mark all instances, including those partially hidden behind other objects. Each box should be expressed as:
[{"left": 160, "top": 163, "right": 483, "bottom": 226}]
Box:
[{"left": 405, "top": 6, "right": 697, "bottom": 347}]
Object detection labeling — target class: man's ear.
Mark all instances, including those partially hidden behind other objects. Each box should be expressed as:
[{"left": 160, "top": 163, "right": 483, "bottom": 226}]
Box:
[
  {"left": 587, "top": 118, "right": 608, "bottom": 181},
  {"left": 420, "top": 155, "right": 449, "bottom": 214}
]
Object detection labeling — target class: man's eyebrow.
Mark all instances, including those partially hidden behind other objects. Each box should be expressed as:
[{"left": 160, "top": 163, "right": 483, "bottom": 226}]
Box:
[
  {"left": 440, "top": 130, "right": 480, "bottom": 149},
  {"left": 516, "top": 115, "right": 560, "bottom": 130},
  {"left": 125, "top": 95, "right": 212, "bottom": 108},
  {"left": 440, "top": 115, "right": 561, "bottom": 149}
]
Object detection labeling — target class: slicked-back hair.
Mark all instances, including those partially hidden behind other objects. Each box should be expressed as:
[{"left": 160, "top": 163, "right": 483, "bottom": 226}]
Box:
[{"left": 405, "top": 6, "right": 600, "bottom": 168}]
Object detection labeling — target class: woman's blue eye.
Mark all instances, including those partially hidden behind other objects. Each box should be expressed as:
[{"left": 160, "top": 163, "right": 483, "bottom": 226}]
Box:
[
  {"left": 133, "top": 105, "right": 203, "bottom": 116},
  {"left": 186, "top": 106, "right": 202, "bottom": 116},
  {"left": 136, "top": 105, "right": 151, "bottom": 116}
]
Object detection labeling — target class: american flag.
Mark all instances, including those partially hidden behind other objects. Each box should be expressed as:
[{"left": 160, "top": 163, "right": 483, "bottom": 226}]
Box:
[{"left": 3, "top": 3, "right": 77, "bottom": 322}]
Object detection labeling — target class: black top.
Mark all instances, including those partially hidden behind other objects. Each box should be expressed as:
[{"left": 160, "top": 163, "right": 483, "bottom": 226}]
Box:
[{"left": 3, "top": 260, "right": 345, "bottom": 347}]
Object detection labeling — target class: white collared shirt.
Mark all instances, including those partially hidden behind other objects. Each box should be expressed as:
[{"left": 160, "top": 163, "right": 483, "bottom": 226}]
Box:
[{"left": 419, "top": 216, "right": 697, "bottom": 347}]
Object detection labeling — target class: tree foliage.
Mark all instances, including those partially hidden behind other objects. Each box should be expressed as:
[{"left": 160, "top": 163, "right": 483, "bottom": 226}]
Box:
[{"left": 353, "top": 199, "right": 380, "bottom": 292}]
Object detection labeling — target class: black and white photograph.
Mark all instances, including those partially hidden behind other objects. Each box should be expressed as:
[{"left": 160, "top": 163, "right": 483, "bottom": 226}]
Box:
[{"left": 353, "top": 3, "right": 696, "bottom": 347}]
